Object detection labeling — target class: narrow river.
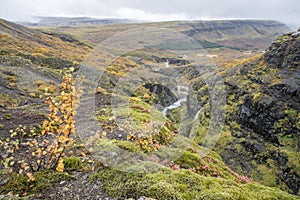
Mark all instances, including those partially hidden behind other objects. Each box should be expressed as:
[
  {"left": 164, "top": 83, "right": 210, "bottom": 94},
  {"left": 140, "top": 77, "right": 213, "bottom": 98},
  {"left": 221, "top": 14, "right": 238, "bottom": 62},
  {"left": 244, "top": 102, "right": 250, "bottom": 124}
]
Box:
[
  {"left": 162, "top": 85, "right": 188, "bottom": 115},
  {"left": 162, "top": 85, "right": 202, "bottom": 120}
]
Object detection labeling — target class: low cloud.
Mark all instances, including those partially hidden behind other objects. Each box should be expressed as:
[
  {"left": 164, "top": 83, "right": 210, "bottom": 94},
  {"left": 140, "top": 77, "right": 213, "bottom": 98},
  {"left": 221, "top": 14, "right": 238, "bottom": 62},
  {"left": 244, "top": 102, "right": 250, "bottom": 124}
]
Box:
[
  {"left": 0, "top": 0, "right": 299, "bottom": 27},
  {"left": 112, "top": 8, "right": 189, "bottom": 21}
]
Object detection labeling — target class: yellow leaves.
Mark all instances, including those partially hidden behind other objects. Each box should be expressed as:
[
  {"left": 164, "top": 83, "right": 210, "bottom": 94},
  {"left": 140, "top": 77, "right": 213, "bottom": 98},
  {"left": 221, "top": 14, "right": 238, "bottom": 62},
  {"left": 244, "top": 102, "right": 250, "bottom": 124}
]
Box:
[
  {"left": 68, "top": 150, "right": 74, "bottom": 156},
  {"left": 60, "top": 91, "right": 66, "bottom": 96},
  {"left": 65, "top": 106, "right": 73, "bottom": 114},
  {"left": 20, "top": 163, "right": 27, "bottom": 169},
  {"left": 72, "top": 110, "right": 77, "bottom": 116},
  {"left": 61, "top": 82, "right": 67, "bottom": 90},
  {"left": 97, "top": 86, "right": 107, "bottom": 94},
  {"left": 26, "top": 172, "right": 35, "bottom": 181},
  {"left": 70, "top": 127, "right": 76, "bottom": 134},
  {"left": 80, "top": 151, "right": 86, "bottom": 157},
  {"left": 56, "top": 159, "right": 64, "bottom": 172},
  {"left": 36, "top": 148, "right": 42, "bottom": 158},
  {"left": 10, "top": 132, "right": 17, "bottom": 138},
  {"left": 0, "top": 70, "right": 81, "bottom": 177},
  {"left": 42, "top": 139, "right": 49, "bottom": 146},
  {"left": 49, "top": 104, "right": 55, "bottom": 111},
  {"left": 57, "top": 147, "right": 64, "bottom": 153},
  {"left": 63, "top": 129, "right": 70, "bottom": 136},
  {"left": 67, "top": 116, "right": 74, "bottom": 123},
  {"left": 42, "top": 150, "right": 47, "bottom": 156},
  {"left": 143, "top": 93, "right": 150, "bottom": 99},
  {"left": 58, "top": 135, "right": 68, "bottom": 145},
  {"left": 102, "top": 131, "right": 107, "bottom": 137}
]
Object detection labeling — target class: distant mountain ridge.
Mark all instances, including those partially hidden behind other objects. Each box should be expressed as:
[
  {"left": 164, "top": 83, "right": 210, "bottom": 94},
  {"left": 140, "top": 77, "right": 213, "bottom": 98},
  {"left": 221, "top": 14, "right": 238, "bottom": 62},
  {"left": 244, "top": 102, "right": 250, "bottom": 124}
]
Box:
[
  {"left": 39, "top": 18, "right": 290, "bottom": 51},
  {"left": 19, "top": 17, "right": 138, "bottom": 27}
]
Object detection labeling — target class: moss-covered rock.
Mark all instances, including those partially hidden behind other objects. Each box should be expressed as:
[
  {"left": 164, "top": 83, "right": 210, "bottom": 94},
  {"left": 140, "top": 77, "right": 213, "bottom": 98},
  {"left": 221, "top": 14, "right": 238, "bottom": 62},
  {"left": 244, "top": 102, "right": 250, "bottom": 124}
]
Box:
[
  {"left": 91, "top": 164, "right": 298, "bottom": 200},
  {"left": 194, "top": 31, "right": 300, "bottom": 195}
]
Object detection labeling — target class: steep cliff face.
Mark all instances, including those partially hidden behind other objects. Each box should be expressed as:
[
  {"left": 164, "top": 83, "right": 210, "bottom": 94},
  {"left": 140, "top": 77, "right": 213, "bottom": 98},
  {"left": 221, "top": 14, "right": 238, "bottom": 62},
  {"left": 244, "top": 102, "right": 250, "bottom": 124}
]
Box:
[
  {"left": 184, "top": 20, "right": 288, "bottom": 38},
  {"left": 182, "top": 20, "right": 291, "bottom": 50},
  {"left": 240, "top": 31, "right": 300, "bottom": 146},
  {"left": 196, "top": 30, "right": 300, "bottom": 195}
]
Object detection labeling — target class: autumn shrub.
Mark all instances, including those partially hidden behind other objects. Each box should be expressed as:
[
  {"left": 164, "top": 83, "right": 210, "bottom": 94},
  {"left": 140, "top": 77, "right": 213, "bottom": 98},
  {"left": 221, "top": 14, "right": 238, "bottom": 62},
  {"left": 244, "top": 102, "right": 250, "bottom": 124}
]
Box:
[
  {"left": 0, "top": 69, "right": 81, "bottom": 180},
  {"left": 126, "top": 121, "right": 177, "bottom": 152}
]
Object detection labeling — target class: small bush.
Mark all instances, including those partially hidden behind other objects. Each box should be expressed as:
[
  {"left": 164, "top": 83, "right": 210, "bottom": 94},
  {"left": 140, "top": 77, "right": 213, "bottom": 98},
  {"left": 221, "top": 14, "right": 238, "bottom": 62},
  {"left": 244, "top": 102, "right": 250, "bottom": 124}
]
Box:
[{"left": 0, "top": 69, "right": 81, "bottom": 182}]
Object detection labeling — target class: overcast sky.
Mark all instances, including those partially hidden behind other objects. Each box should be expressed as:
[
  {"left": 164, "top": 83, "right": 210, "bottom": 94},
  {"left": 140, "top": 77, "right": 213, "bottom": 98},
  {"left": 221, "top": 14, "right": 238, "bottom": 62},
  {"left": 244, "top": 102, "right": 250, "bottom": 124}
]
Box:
[{"left": 0, "top": 0, "right": 299, "bottom": 28}]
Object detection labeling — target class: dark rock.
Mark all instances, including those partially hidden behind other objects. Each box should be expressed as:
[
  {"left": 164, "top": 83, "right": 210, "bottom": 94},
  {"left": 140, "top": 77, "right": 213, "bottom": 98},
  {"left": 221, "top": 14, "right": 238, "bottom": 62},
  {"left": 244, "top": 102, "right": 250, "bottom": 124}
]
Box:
[
  {"left": 212, "top": 31, "right": 300, "bottom": 195},
  {"left": 279, "top": 168, "right": 300, "bottom": 195},
  {"left": 241, "top": 105, "right": 251, "bottom": 117},
  {"left": 144, "top": 83, "right": 177, "bottom": 107}
]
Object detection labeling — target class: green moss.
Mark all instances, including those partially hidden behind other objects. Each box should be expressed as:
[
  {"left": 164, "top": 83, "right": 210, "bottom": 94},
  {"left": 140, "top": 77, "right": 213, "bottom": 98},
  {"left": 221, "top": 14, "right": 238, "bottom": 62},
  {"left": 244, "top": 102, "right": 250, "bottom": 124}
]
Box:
[
  {"left": 91, "top": 165, "right": 298, "bottom": 200},
  {"left": 166, "top": 107, "right": 181, "bottom": 124},
  {"left": 32, "top": 170, "right": 73, "bottom": 192},
  {"left": 174, "top": 151, "right": 200, "bottom": 169},
  {"left": 5, "top": 113, "right": 11, "bottom": 120},
  {"left": 235, "top": 144, "right": 244, "bottom": 151},
  {"left": 153, "top": 147, "right": 184, "bottom": 161},
  {"left": 174, "top": 149, "right": 240, "bottom": 181},
  {"left": 132, "top": 86, "right": 158, "bottom": 105},
  {"left": 256, "top": 164, "right": 278, "bottom": 187},
  {"left": 0, "top": 173, "right": 30, "bottom": 195},
  {"left": 115, "top": 97, "right": 165, "bottom": 129},
  {"left": 193, "top": 126, "right": 208, "bottom": 144},
  {"left": 282, "top": 150, "right": 300, "bottom": 174},
  {"left": 0, "top": 170, "right": 72, "bottom": 195},
  {"left": 0, "top": 123, "right": 4, "bottom": 129},
  {"left": 63, "top": 156, "right": 83, "bottom": 171},
  {"left": 252, "top": 92, "right": 263, "bottom": 103},
  {"left": 114, "top": 140, "right": 141, "bottom": 152},
  {"left": 216, "top": 130, "right": 233, "bottom": 148}
]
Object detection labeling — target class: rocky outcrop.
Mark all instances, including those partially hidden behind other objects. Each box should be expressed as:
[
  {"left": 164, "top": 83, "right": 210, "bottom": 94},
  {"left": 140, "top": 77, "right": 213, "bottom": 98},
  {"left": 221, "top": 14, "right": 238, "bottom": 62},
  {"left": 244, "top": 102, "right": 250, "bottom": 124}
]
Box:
[
  {"left": 144, "top": 83, "right": 177, "bottom": 107},
  {"left": 264, "top": 31, "right": 300, "bottom": 69},
  {"left": 195, "top": 31, "right": 300, "bottom": 195}
]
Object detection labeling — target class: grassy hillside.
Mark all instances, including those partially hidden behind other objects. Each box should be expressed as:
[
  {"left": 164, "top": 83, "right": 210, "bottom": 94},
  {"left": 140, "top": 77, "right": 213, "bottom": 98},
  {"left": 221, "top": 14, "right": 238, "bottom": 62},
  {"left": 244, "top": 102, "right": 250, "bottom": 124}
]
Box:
[{"left": 0, "top": 18, "right": 92, "bottom": 135}]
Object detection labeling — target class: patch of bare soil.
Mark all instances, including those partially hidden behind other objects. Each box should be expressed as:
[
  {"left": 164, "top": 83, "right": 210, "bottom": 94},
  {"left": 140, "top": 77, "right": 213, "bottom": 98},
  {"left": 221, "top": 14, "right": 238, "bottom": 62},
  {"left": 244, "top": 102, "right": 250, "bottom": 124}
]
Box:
[
  {"left": 0, "top": 107, "right": 45, "bottom": 138},
  {"left": 34, "top": 172, "right": 115, "bottom": 200}
]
